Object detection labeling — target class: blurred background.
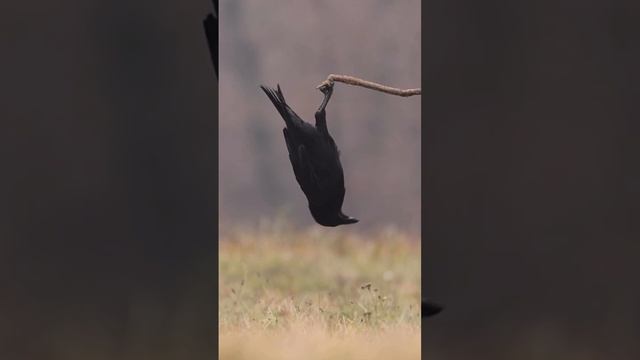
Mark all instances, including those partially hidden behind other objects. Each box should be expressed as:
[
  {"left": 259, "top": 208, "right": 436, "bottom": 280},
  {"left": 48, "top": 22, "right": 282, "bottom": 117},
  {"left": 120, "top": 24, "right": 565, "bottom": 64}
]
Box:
[
  {"left": 423, "top": 1, "right": 640, "bottom": 359},
  {"left": 2, "top": 1, "right": 217, "bottom": 358},
  {"left": 217, "top": 2, "right": 422, "bottom": 359},
  {"left": 219, "top": 0, "right": 422, "bottom": 234}
]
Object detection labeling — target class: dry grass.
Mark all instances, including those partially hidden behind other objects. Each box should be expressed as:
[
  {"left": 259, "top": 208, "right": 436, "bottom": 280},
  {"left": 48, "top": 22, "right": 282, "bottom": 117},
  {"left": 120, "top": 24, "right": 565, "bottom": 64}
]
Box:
[{"left": 219, "top": 222, "right": 421, "bottom": 360}]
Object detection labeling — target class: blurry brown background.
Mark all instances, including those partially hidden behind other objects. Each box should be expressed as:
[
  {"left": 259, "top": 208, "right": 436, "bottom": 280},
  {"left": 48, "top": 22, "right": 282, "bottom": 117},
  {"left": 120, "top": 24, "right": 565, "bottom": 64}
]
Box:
[{"left": 219, "top": 0, "right": 422, "bottom": 233}]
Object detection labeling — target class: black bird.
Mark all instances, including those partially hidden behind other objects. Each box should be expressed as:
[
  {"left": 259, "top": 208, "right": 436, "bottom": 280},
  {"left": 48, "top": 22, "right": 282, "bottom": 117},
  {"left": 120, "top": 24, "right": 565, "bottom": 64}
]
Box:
[
  {"left": 422, "top": 300, "right": 443, "bottom": 317},
  {"left": 260, "top": 83, "right": 358, "bottom": 227}
]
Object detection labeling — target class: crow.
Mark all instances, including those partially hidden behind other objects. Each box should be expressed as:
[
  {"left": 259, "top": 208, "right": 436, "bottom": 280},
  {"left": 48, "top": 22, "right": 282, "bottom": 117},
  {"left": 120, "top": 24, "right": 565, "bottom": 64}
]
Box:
[
  {"left": 260, "top": 83, "right": 358, "bottom": 227},
  {"left": 422, "top": 299, "right": 443, "bottom": 317}
]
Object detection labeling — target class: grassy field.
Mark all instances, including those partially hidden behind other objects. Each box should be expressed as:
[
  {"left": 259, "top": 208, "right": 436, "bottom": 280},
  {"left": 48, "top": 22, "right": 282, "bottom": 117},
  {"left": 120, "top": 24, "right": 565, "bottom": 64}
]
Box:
[{"left": 219, "top": 222, "right": 421, "bottom": 360}]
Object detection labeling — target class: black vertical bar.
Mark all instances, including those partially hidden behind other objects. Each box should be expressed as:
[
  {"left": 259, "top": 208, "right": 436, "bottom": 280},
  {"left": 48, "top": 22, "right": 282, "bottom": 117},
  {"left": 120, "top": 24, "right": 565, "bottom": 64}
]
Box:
[{"left": 204, "top": 1, "right": 219, "bottom": 78}]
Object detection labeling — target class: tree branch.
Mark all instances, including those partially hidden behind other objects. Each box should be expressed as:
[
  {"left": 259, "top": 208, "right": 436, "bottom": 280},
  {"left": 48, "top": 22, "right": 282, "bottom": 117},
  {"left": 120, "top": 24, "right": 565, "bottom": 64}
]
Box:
[{"left": 317, "top": 74, "right": 421, "bottom": 97}]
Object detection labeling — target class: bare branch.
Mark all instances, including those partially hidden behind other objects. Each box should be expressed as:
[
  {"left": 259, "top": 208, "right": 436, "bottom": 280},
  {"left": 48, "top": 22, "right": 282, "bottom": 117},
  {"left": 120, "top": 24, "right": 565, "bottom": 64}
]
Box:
[{"left": 317, "top": 74, "right": 421, "bottom": 97}]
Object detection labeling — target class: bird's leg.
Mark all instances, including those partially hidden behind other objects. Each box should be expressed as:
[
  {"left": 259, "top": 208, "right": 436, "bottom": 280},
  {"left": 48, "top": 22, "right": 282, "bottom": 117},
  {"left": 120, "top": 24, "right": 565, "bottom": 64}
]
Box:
[
  {"left": 315, "top": 83, "right": 333, "bottom": 133},
  {"left": 316, "top": 83, "right": 333, "bottom": 135},
  {"left": 317, "top": 81, "right": 334, "bottom": 113}
]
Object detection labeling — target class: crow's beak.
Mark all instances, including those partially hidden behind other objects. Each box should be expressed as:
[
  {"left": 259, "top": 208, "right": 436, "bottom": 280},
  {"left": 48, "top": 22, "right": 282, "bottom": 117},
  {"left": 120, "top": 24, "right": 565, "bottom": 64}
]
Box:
[{"left": 340, "top": 213, "right": 359, "bottom": 224}]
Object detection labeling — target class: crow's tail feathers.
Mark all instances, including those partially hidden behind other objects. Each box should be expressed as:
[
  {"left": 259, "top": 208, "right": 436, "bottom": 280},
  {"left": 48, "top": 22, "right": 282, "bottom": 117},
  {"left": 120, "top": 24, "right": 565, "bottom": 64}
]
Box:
[
  {"left": 260, "top": 84, "right": 305, "bottom": 128},
  {"left": 260, "top": 84, "right": 291, "bottom": 124}
]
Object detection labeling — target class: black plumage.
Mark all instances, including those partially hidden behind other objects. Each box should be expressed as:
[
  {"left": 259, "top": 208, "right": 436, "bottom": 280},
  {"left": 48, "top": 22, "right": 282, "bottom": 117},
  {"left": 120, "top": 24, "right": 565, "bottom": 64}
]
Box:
[{"left": 260, "top": 83, "right": 358, "bottom": 227}]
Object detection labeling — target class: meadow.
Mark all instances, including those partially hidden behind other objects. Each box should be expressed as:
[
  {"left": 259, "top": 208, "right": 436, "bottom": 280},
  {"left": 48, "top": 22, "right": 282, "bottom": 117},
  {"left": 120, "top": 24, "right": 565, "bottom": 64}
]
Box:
[{"left": 219, "top": 222, "right": 421, "bottom": 360}]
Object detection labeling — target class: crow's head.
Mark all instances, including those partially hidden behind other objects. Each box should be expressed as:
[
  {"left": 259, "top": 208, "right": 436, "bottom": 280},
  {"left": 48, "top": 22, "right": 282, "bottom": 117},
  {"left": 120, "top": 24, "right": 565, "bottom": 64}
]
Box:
[
  {"left": 310, "top": 207, "right": 359, "bottom": 227},
  {"left": 337, "top": 212, "right": 359, "bottom": 225}
]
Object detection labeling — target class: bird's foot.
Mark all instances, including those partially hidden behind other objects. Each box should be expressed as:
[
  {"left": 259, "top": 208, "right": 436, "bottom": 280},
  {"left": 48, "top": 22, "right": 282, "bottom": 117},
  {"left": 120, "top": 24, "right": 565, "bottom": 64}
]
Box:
[
  {"left": 317, "top": 81, "right": 334, "bottom": 113},
  {"left": 317, "top": 80, "right": 334, "bottom": 95}
]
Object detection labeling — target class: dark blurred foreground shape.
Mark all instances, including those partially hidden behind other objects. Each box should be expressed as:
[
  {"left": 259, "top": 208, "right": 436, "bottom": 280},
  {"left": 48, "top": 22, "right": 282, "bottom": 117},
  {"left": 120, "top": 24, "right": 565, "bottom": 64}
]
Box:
[
  {"left": 423, "top": 0, "right": 640, "bottom": 359},
  {"left": 1, "top": 1, "right": 217, "bottom": 359},
  {"left": 422, "top": 300, "right": 443, "bottom": 318},
  {"left": 203, "top": 0, "right": 218, "bottom": 77}
]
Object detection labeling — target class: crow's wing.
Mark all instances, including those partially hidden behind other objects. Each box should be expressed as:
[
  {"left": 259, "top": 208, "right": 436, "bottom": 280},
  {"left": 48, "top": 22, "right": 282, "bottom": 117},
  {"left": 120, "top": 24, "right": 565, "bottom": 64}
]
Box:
[
  {"left": 315, "top": 138, "right": 346, "bottom": 201},
  {"left": 283, "top": 128, "right": 325, "bottom": 204},
  {"left": 282, "top": 128, "right": 295, "bottom": 154}
]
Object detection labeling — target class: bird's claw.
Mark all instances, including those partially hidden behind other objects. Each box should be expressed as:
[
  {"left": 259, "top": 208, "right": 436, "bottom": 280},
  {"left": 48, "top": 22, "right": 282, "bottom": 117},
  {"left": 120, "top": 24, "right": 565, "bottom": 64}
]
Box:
[{"left": 318, "top": 80, "right": 334, "bottom": 95}]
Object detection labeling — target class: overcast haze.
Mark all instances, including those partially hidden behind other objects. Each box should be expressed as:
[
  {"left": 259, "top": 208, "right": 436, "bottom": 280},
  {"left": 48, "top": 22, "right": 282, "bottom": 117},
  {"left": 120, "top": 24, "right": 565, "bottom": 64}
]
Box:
[{"left": 219, "top": 0, "right": 421, "bottom": 233}]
